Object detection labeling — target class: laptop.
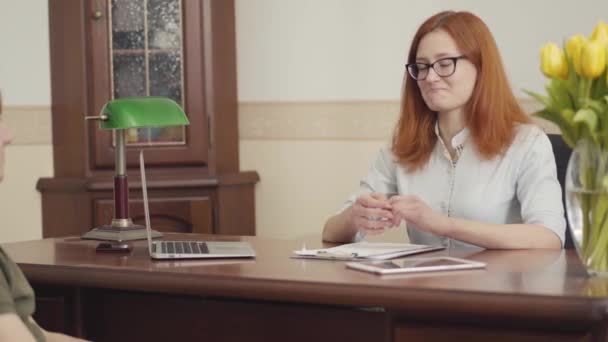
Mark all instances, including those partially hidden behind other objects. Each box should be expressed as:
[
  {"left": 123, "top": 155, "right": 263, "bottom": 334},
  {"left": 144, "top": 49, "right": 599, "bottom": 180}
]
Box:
[{"left": 139, "top": 150, "right": 256, "bottom": 260}]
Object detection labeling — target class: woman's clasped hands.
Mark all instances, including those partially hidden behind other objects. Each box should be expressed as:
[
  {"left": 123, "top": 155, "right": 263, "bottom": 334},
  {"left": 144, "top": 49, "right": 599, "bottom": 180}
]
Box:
[{"left": 350, "top": 192, "right": 450, "bottom": 236}]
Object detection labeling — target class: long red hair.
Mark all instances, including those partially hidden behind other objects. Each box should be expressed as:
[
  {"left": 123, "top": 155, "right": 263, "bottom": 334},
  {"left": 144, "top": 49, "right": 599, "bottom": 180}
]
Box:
[{"left": 392, "top": 11, "right": 530, "bottom": 171}]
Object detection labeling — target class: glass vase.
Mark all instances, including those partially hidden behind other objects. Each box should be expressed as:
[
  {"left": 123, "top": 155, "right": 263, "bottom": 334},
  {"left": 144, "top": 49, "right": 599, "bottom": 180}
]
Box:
[{"left": 566, "top": 139, "right": 608, "bottom": 276}]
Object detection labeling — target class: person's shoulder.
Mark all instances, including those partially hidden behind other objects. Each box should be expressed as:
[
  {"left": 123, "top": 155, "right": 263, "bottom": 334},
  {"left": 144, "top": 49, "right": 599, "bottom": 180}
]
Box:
[
  {"left": 506, "top": 124, "right": 553, "bottom": 161},
  {"left": 371, "top": 142, "right": 396, "bottom": 160},
  {"left": 513, "top": 123, "right": 545, "bottom": 140},
  {"left": 373, "top": 144, "right": 398, "bottom": 167},
  {"left": 379, "top": 144, "right": 395, "bottom": 156},
  {"left": 511, "top": 123, "right": 547, "bottom": 148},
  {"left": 0, "top": 246, "right": 11, "bottom": 270}
]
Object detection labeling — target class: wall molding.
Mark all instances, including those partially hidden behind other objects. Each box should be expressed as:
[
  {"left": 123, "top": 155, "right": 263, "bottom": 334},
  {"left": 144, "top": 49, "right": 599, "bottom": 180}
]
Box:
[
  {"left": 238, "top": 100, "right": 400, "bottom": 140},
  {"left": 238, "top": 98, "right": 558, "bottom": 140},
  {"left": 4, "top": 99, "right": 558, "bottom": 145}
]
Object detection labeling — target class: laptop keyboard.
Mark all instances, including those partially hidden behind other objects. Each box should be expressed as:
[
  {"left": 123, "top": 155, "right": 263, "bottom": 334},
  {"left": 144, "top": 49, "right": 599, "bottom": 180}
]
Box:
[{"left": 158, "top": 241, "right": 209, "bottom": 254}]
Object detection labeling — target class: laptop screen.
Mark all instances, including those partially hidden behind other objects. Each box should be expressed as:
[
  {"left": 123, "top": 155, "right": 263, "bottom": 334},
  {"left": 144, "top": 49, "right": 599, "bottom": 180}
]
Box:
[{"left": 139, "top": 150, "right": 153, "bottom": 255}]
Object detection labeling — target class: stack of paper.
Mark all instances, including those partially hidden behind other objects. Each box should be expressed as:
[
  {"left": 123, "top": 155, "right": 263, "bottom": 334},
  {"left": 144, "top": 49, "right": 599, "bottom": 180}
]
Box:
[{"left": 292, "top": 242, "right": 444, "bottom": 261}]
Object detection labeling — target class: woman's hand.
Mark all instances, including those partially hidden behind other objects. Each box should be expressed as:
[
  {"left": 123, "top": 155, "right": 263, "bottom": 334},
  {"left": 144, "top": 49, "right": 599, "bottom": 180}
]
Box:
[
  {"left": 389, "top": 195, "right": 451, "bottom": 236},
  {"left": 350, "top": 192, "right": 395, "bottom": 236}
]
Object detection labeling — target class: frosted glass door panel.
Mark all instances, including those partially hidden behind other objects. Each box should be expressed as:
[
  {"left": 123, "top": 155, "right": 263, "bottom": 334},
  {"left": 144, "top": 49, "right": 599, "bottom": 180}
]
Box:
[{"left": 110, "top": 0, "right": 185, "bottom": 146}]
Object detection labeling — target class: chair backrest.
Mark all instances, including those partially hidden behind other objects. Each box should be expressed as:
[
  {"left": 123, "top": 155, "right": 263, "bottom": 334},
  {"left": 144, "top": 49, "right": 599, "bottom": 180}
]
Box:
[{"left": 547, "top": 134, "right": 574, "bottom": 249}]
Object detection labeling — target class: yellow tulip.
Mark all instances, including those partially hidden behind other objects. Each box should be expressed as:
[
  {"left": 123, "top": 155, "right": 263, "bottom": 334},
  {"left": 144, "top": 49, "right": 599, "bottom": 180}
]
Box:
[
  {"left": 540, "top": 43, "right": 568, "bottom": 79},
  {"left": 579, "top": 40, "right": 606, "bottom": 79},
  {"left": 572, "top": 43, "right": 584, "bottom": 76},
  {"left": 566, "top": 34, "right": 587, "bottom": 59},
  {"left": 591, "top": 21, "right": 608, "bottom": 46}
]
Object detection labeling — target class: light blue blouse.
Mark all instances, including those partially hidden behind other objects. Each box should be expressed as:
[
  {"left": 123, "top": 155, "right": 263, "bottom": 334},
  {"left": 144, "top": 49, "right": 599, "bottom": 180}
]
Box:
[{"left": 342, "top": 124, "right": 566, "bottom": 248}]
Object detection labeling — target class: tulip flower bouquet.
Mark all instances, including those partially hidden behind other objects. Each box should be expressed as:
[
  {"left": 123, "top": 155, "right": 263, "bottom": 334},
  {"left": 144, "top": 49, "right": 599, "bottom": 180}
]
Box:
[{"left": 527, "top": 21, "right": 608, "bottom": 274}]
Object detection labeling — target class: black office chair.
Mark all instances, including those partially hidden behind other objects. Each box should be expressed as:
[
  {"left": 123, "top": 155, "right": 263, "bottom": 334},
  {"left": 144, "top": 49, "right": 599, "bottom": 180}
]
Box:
[{"left": 547, "top": 133, "right": 574, "bottom": 249}]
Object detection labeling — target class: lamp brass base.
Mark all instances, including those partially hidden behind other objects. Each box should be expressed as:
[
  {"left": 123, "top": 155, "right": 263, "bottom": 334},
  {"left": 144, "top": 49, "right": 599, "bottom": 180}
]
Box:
[{"left": 82, "top": 224, "right": 162, "bottom": 242}]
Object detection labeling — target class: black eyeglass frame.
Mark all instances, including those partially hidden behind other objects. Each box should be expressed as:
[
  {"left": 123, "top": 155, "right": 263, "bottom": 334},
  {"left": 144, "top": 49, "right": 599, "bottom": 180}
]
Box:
[{"left": 406, "top": 55, "right": 466, "bottom": 81}]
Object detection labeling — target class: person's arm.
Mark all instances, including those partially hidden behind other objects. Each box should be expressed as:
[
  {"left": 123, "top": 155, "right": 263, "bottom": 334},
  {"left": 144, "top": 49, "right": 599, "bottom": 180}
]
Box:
[
  {"left": 323, "top": 194, "right": 395, "bottom": 243},
  {"left": 444, "top": 219, "right": 561, "bottom": 249},
  {"left": 323, "top": 205, "right": 358, "bottom": 243},
  {"left": 43, "top": 330, "right": 89, "bottom": 342},
  {"left": 512, "top": 131, "right": 566, "bottom": 247},
  {"left": 29, "top": 317, "right": 89, "bottom": 342},
  {"left": 322, "top": 147, "right": 398, "bottom": 243},
  {"left": 390, "top": 195, "right": 561, "bottom": 249},
  {"left": 0, "top": 311, "right": 90, "bottom": 342},
  {"left": 0, "top": 313, "right": 36, "bottom": 342}
]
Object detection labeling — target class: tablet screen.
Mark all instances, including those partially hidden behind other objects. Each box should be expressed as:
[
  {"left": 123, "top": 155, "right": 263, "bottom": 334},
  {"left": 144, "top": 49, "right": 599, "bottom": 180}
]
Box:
[
  {"left": 369, "top": 258, "right": 468, "bottom": 269},
  {"left": 401, "top": 258, "right": 470, "bottom": 268},
  {"left": 347, "top": 257, "right": 486, "bottom": 274}
]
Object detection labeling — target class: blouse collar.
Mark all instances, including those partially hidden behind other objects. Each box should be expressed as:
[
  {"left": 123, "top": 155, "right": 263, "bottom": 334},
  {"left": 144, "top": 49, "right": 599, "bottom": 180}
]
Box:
[{"left": 434, "top": 121, "right": 469, "bottom": 161}]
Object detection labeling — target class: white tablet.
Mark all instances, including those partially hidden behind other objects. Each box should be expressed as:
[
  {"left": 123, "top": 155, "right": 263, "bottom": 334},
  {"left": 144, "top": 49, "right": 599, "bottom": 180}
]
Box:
[{"left": 346, "top": 256, "right": 486, "bottom": 275}]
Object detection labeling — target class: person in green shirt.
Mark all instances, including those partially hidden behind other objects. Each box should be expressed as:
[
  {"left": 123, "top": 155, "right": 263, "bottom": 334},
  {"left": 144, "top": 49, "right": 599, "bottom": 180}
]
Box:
[{"left": 0, "top": 92, "right": 87, "bottom": 342}]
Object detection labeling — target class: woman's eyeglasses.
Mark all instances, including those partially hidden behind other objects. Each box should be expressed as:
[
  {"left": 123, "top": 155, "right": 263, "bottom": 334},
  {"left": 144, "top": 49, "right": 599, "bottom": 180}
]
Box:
[{"left": 406, "top": 55, "right": 466, "bottom": 81}]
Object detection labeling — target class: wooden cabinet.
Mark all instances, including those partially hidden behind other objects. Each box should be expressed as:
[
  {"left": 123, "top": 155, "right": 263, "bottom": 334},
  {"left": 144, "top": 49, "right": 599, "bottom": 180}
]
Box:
[
  {"left": 93, "top": 196, "right": 213, "bottom": 234},
  {"left": 37, "top": 0, "right": 258, "bottom": 237}
]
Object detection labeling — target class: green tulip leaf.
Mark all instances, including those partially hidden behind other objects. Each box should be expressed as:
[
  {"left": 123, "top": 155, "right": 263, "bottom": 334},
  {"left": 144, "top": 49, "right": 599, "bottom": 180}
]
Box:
[
  {"left": 533, "top": 109, "right": 563, "bottom": 126},
  {"left": 573, "top": 108, "right": 598, "bottom": 130},
  {"left": 574, "top": 108, "right": 599, "bottom": 143},
  {"left": 561, "top": 108, "right": 575, "bottom": 122},
  {"left": 524, "top": 90, "right": 552, "bottom": 108},
  {"left": 546, "top": 83, "right": 561, "bottom": 110},
  {"left": 602, "top": 175, "right": 608, "bottom": 191},
  {"left": 600, "top": 105, "right": 608, "bottom": 148},
  {"left": 533, "top": 109, "right": 577, "bottom": 147},
  {"left": 592, "top": 71, "right": 608, "bottom": 99},
  {"left": 551, "top": 79, "right": 574, "bottom": 109},
  {"left": 581, "top": 99, "right": 606, "bottom": 113}
]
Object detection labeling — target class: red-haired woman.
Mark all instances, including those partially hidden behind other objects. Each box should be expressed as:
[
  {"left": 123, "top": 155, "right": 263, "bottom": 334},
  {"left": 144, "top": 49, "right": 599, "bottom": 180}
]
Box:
[{"left": 323, "top": 11, "right": 564, "bottom": 249}]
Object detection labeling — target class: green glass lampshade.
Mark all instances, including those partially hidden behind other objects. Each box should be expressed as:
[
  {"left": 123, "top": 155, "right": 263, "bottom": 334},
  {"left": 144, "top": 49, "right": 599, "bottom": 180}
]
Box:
[{"left": 99, "top": 96, "right": 190, "bottom": 129}]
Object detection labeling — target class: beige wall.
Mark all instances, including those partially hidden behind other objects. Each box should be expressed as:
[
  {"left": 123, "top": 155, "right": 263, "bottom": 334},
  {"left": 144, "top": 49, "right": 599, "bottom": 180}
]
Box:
[
  {"left": 0, "top": 0, "right": 606, "bottom": 242},
  {"left": 235, "top": 0, "right": 608, "bottom": 101},
  {"left": 0, "top": 145, "right": 52, "bottom": 242},
  {"left": 0, "top": 0, "right": 49, "bottom": 105},
  {"left": 0, "top": 107, "right": 53, "bottom": 243}
]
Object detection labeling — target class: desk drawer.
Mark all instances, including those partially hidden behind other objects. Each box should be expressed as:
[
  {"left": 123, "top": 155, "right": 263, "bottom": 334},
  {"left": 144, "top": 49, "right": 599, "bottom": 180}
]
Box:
[
  {"left": 394, "top": 323, "right": 590, "bottom": 342},
  {"left": 94, "top": 196, "right": 213, "bottom": 233},
  {"left": 83, "top": 290, "right": 388, "bottom": 342}
]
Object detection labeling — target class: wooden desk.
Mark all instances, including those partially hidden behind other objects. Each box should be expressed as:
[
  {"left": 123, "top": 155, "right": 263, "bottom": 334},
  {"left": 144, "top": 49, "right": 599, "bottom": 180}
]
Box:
[{"left": 2, "top": 235, "right": 606, "bottom": 342}]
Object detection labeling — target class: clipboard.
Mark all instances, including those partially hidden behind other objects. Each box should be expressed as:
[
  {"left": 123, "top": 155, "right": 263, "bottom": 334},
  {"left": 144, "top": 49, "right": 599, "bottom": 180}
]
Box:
[{"left": 292, "top": 242, "right": 444, "bottom": 261}]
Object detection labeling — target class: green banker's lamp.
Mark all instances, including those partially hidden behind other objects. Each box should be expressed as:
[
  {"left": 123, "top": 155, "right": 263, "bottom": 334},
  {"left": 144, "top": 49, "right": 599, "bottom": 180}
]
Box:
[{"left": 83, "top": 96, "right": 190, "bottom": 241}]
